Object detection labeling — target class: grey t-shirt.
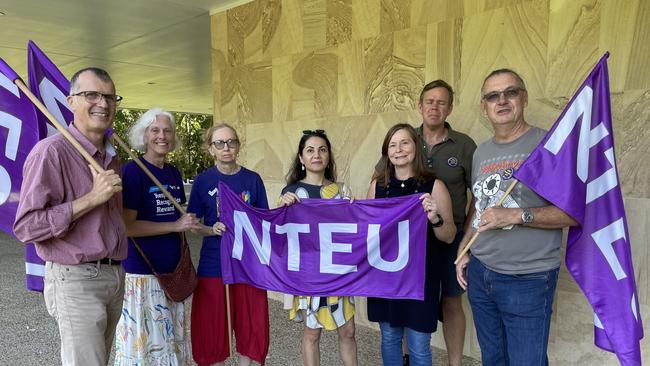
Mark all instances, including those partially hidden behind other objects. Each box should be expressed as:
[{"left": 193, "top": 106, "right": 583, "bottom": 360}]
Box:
[{"left": 471, "top": 127, "right": 562, "bottom": 274}]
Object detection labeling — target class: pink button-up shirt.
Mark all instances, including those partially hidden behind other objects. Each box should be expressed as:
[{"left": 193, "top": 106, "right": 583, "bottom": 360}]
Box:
[{"left": 13, "top": 124, "right": 127, "bottom": 264}]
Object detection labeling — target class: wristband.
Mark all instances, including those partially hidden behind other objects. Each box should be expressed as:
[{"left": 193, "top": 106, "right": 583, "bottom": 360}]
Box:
[{"left": 431, "top": 214, "right": 444, "bottom": 228}]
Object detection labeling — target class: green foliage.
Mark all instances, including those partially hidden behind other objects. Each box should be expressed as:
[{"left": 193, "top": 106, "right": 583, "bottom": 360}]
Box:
[{"left": 113, "top": 109, "right": 213, "bottom": 181}]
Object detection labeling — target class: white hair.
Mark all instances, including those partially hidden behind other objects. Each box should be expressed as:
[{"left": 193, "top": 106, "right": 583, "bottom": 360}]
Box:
[{"left": 128, "top": 107, "right": 180, "bottom": 152}]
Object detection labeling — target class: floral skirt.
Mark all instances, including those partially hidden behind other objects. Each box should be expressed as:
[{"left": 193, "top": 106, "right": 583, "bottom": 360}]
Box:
[
  {"left": 288, "top": 295, "right": 355, "bottom": 331},
  {"left": 114, "top": 274, "right": 190, "bottom": 366}
]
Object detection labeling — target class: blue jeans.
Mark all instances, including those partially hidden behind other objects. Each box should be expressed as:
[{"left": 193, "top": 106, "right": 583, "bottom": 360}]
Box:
[
  {"left": 379, "top": 322, "right": 431, "bottom": 366},
  {"left": 467, "top": 257, "right": 558, "bottom": 366}
]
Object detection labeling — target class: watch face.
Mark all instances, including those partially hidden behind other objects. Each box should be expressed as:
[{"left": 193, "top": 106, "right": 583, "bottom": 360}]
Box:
[{"left": 522, "top": 209, "right": 534, "bottom": 223}]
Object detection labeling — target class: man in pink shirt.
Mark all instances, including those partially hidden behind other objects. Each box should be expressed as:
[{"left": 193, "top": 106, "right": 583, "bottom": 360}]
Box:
[{"left": 14, "top": 67, "right": 127, "bottom": 366}]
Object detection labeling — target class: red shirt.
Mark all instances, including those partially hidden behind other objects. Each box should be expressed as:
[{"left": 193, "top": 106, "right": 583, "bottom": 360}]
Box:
[{"left": 13, "top": 124, "right": 127, "bottom": 264}]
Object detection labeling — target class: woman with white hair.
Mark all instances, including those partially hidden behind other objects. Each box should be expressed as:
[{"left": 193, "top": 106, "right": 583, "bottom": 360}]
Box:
[{"left": 114, "top": 107, "right": 201, "bottom": 366}]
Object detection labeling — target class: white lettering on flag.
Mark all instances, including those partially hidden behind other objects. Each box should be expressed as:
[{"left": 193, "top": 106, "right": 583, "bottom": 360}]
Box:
[
  {"left": 0, "top": 72, "right": 19, "bottom": 97},
  {"left": 0, "top": 111, "right": 21, "bottom": 161},
  {"left": 594, "top": 313, "right": 604, "bottom": 329},
  {"left": 233, "top": 210, "right": 271, "bottom": 265},
  {"left": 276, "top": 223, "right": 310, "bottom": 271},
  {"left": 0, "top": 110, "right": 22, "bottom": 205},
  {"left": 543, "top": 87, "right": 622, "bottom": 203},
  {"left": 38, "top": 77, "right": 71, "bottom": 125},
  {"left": 544, "top": 86, "right": 593, "bottom": 182},
  {"left": 367, "top": 221, "right": 410, "bottom": 272},
  {"left": 586, "top": 148, "right": 618, "bottom": 204},
  {"left": 319, "top": 223, "right": 357, "bottom": 274},
  {"left": 0, "top": 167, "right": 10, "bottom": 205},
  {"left": 591, "top": 217, "right": 627, "bottom": 280},
  {"left": 25, "top": 262, "right": 45, "bottom": 277}
]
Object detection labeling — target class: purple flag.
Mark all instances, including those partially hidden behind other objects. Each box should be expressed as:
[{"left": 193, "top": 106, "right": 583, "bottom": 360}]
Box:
[
  {"left": 218, "top": 182, "right": 428, "bottom": 299},
  {"left": 0, "top": 59, "right": 40, "bottom": 236},
  {"left": 28, "top": 40, "right": 73, "bottom": 137},
  {"left": 24, "top": 41, "right": 77, "bottom": 291},
  {"left": 513, "top": 53, "right": 642, "bottom": 365}
]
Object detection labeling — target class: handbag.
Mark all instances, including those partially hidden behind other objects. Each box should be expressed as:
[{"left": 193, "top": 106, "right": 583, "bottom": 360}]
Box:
[{"left": 131, "top": 232, "right": 198, "bottom": 302}]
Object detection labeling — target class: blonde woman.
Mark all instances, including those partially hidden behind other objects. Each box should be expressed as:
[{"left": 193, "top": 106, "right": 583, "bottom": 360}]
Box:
[{"left": 187, "top": 124, "right": 270, "bottom": 366}]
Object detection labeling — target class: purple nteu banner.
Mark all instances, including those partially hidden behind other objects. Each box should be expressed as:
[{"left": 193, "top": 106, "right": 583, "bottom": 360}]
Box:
[
  {"left": 513, "top": 53, "right": 642, "bottom": 365},
  {"left": 218, "top": 182, "right": 428, "bottom": 300}
]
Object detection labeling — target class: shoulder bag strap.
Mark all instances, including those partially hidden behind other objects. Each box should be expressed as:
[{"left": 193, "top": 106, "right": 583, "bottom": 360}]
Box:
[{"left": 130, "top": 237, "right": 160, "bottom": 276}]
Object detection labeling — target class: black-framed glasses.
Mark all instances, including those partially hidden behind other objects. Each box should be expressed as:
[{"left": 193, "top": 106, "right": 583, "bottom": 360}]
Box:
[
  {"left": 302, "top": 129, "right": 326, "bottom": 136},
  {"left": 71, "top": 91, "right": 123, "bottom": 105},
  {"left": 482, "top": 87, "right": 525, "bottom": 103},
  {"left": 211, "top": 139, "right": 240, "bottom": 150}
]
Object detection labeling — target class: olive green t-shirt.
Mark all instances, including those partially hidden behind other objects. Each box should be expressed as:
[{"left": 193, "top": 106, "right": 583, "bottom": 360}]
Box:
[{"left": 416, "top": 123, "right": 476, "bottom": 227}]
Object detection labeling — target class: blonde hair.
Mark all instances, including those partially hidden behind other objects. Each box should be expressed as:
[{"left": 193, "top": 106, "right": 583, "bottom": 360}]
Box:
[{"left": 202, "top": 122, "right": 239, "bottom": 153}]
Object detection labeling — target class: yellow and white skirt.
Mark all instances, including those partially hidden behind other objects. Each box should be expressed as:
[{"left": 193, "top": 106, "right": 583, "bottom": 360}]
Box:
[
  {"left": 114, "top": 274, "right": 190, "bottom": 366},
  {"left": 287, "top": 295, "right": 355, "bottom": 330}
]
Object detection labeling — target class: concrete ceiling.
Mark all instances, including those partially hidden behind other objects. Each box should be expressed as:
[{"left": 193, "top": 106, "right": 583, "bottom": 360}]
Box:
[{"left": 0, "top": 0, "right": 250, "bottom": 115}]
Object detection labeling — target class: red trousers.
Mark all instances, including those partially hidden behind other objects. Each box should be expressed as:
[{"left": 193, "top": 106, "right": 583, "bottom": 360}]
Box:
[{"left": 191, "top": 277, "right": 270, "bottom": 365}]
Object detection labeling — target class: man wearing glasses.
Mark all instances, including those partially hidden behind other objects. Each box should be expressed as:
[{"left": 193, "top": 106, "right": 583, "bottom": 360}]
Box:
[
  {"left": 14, "top": 67, "right": 127, "bottom": 365},
  {"left": 455, "top": 69, "right": 576, "bottom": 365}
]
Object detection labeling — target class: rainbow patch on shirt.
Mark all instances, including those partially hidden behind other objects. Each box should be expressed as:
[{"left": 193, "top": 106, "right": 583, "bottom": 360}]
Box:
[{"left": 240, "top": 191, "right": 251, "bottom": 203}]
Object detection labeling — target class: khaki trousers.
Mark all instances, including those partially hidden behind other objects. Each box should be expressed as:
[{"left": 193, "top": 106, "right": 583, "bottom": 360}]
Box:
[{"left": 44, "top": 261, "right": 125, "bottom": 366}]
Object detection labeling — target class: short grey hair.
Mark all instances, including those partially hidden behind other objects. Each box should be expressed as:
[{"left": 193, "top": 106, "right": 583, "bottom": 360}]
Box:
[
  {"left": 481, "top": 68, "right": 527, "bottom": 94},
  {"left": 69, "top": 67, "right": 114, "bottom": 94},
  {"left": 128, "top": 108, "right": 180, "bottom": 152}
]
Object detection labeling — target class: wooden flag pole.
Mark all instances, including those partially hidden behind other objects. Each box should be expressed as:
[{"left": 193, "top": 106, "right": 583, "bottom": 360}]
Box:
[
  {"left": 216, "top": 199, "right": 234, "bottom": 357},
  {"left": 455, "top": 179, "right": 519, "bottom": 264},
  {"left": 225, "top": 284, "right": 234, "bottom": 357},
  {"left": 14, "top": 79, "right": 104, "bottom": 173},
  {"left": 109, "top": 135, "right": 186, "bottom": 214}
]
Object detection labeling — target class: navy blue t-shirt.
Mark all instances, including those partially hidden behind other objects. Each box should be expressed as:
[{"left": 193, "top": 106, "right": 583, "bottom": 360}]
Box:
[
  {"left": 122, "top": 158, "right": 186, "bottom": 274},
  {"left": 187, "top": 166, "right": 268, "bottom": 277}
]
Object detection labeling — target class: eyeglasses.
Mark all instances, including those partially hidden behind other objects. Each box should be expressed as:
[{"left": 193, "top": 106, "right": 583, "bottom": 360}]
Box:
[
  {"left": 211, "top": 139, "right": 240, "bottom": 150},
  {"left": 302, "top": 129, "right": 326, "bottom": 136},
  {"left": 481, "top": 87, "right": 525, "bottom": 103},
  {"left": 71, "top": 91, "right": 123, "bottom": 105}
]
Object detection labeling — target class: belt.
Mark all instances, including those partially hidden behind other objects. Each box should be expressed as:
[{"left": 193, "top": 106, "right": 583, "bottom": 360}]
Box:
[{"left": 86, "top": 258, "right": 121, "bottom": 266}]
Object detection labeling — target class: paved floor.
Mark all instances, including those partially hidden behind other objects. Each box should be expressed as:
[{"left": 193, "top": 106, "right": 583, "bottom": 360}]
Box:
[{"left": 0, "top": 231, "right": 480, "bottom": 365}]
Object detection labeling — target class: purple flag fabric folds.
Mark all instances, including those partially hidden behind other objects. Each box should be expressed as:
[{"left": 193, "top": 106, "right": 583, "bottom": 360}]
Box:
[
  {"left": 28, "top": 40, "right": 73, "bottom": 136},
  {"left": 218, "top": 182, "right": 428, "bottom": 299},
  {"left": 23, "top": 40, "right": 74, "bottom": 292},
  {"left": 513, "top": 53, "right": 643, "bottom": 365},
  {"left": 0, "top": 59, "right": 40, "bottom": 236}
]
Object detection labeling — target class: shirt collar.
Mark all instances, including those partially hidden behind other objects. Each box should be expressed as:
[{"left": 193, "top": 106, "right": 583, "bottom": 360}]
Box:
[
  {"left": 68, "top": 124, "right": 116, "bottom": 158},
  {"left": 417, "top": 121, "right": 457, "bottom": 144}
]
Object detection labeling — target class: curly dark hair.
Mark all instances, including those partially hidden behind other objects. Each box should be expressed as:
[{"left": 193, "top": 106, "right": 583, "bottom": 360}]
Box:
[{"left": 285, "top": 130, "right": 337, "bottom": 185}]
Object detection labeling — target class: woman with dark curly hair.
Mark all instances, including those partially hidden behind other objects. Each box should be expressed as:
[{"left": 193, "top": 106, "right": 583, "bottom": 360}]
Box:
[{"left": 278, "top": 129, "right": 357, "bottom": 366}]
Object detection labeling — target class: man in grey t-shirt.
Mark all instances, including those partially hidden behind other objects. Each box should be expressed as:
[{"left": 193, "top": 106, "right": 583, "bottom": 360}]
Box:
[{"left": 455, "top": 69, "right": 576, "bottom": 365}]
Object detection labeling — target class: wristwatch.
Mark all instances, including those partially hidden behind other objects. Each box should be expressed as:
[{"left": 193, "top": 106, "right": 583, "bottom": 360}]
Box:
[
  {"left": 431, "top": 214, "right": 444, "bottom": 228},
  {"left": 521, "top": 208, "right": 534, "bottom": 224}
]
